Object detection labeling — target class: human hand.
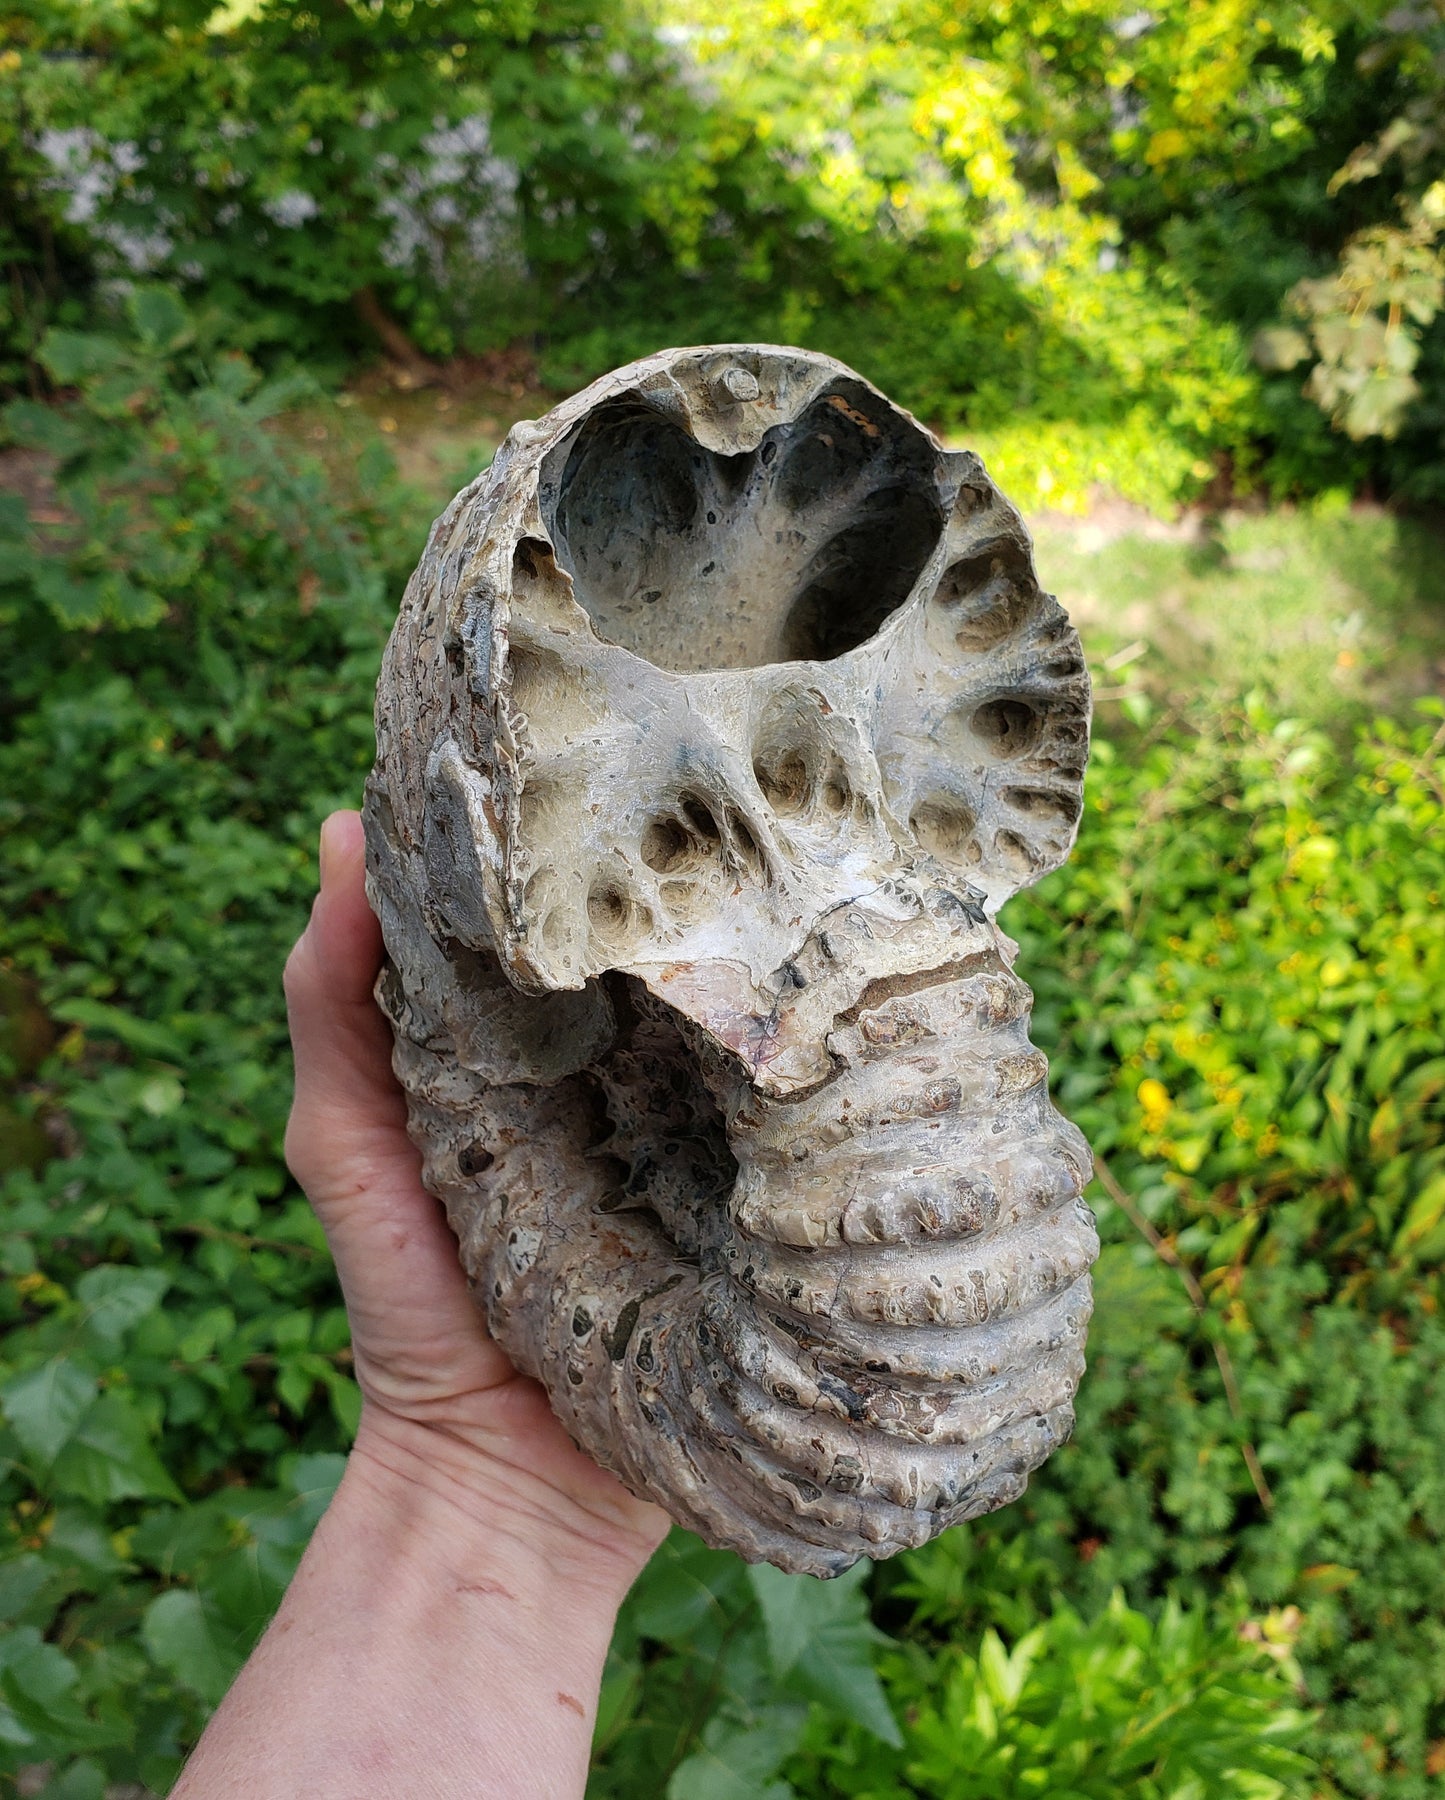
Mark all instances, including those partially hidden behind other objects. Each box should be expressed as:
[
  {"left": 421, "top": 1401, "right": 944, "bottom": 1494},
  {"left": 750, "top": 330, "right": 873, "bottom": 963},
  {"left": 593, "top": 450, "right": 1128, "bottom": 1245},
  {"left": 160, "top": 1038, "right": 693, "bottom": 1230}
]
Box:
[
  {"left": 282, "top": 809, "right": 668, "bottom": 1594},
  {"left": 173, "top": 811, "right": 666, "bottom": 1798}
]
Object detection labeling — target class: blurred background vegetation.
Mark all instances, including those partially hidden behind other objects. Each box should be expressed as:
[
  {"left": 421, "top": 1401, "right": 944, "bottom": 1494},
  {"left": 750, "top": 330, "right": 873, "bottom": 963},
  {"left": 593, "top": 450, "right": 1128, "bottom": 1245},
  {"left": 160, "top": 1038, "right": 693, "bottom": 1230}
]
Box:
[{"left": 1, "top": 1, "right": 1444, "bottom": 1796}]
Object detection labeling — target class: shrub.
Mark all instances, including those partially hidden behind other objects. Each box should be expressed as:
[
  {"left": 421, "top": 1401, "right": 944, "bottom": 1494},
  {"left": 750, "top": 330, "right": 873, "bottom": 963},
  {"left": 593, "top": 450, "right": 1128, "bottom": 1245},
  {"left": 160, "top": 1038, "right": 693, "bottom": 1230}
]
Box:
[
  {"left": 788, "top": 1591, "right": 1311, "bottom": 1800},
  {"left": 1013, "top": 700, "right": 1445, "bottom": 1292},
  {"left": 0, "top": 296, "right": 403, "bottom": 1792},
  {"left": 13, "top": 0, "right": 1445, "bottom": 505},
  {"left": 0, "top": 301, "right": 1440, "bottom": 1795}
]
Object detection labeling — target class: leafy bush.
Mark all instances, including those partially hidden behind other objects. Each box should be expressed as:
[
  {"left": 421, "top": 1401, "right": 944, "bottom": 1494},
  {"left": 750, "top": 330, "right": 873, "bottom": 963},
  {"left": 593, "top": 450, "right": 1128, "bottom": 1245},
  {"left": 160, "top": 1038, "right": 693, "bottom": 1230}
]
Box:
[
  {"left": 1, "top": 303, "right": 1442, "bottom": 1796},
  {"left": 0, "top": 296, "right": 402, "bottom": 1793},
  {"left": 989, "top": 703, "right": 1445, "bottom": 1797},
  {"left": 13, "top": 0, "right": 1445, "bottom": 505},
  {"left": 1015, "top": 701, "right": 1445, "bottom": 1288},
  {"left": 0, "top": 0, "right": 681, "bottom": 371},
  {"left": 1032, "top": 1250, "right": 1445, "bottom": 1798},
  {"left": 790, "top": 1592, "right": 1310, "bottom": 1799}
]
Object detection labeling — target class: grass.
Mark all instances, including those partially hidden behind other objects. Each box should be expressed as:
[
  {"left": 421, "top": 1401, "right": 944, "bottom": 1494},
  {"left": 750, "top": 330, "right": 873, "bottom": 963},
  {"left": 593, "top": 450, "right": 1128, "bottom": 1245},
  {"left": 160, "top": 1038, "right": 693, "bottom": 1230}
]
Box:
[{"left": 1033, "top": 502, "right": 1445, "bottom": 724}]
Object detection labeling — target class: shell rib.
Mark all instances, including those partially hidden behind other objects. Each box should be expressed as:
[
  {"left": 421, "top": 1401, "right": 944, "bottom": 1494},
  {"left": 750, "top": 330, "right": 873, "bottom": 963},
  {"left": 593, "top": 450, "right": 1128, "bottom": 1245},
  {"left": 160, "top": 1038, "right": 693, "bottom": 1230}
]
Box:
[{"left": 364, "top": 345, "right": 1096, "bottom": 1575}]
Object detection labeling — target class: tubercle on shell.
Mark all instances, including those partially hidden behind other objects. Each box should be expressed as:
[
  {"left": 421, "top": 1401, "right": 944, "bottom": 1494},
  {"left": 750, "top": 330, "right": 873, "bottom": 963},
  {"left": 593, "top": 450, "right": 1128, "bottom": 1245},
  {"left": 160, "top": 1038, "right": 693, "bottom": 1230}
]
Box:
[{"left": 364, "top": 344, "right": 1096, "bottom": 1575}]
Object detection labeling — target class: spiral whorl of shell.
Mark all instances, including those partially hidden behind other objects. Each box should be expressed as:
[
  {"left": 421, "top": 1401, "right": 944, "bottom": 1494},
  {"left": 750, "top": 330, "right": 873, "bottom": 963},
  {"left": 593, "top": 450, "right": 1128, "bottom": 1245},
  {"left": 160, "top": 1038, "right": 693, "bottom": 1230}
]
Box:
[{"left": 364, "top": 345, "right": 1097, "bottom": 1575}]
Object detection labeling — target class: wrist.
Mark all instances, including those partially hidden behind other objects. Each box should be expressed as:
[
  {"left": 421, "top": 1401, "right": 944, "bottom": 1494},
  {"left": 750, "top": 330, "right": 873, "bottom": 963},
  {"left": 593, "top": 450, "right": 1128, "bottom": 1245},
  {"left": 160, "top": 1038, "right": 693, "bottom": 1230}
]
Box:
[
  {"left": 341, "top": 1402, "right": 658, "bottom": 1616},
  {"left": 174, "top": 1404, "right": 647, "bottom": 1799}
]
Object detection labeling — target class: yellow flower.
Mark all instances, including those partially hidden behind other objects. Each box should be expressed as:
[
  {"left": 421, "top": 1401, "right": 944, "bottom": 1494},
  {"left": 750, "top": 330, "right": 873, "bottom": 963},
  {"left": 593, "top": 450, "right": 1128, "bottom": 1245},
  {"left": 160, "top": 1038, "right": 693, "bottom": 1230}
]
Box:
[
  {"left": 1145, "top": 128, "right": 1189, "bottom": 166},
  {"left": 1137, "top": 1077, "right": 1172, "bottom": 1131}
]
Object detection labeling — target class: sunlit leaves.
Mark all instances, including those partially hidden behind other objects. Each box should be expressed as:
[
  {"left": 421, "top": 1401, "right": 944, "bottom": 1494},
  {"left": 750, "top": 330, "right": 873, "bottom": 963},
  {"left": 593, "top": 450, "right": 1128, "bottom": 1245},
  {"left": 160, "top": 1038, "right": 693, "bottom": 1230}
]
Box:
[
  {"left": 1011, "top": 697, "right": 1445, "bottom": 1287},
  {"left": 788, "top": 1594, "right": 1312, "bottom": 1798}
]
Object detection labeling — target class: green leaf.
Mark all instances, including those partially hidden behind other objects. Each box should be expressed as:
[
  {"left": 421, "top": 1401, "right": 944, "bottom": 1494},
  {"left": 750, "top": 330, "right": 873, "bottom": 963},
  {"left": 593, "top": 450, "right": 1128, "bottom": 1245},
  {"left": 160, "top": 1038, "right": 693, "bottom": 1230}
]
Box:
[
  {"left": 130, "top": 1501, "right": 235, "bottom": 1580},
  {"left": 285, "top": 1452, "right": 347, "bottom": 1508},
  {"left": 142, "top": 1588, "right": 238, "bottom": 1705},
  {"left": 128, "top": 286, "right": 193, "bottom": 354},
  {"left": 46, "top": 1509, "right": 127, "bottom": 1578},
  {"left": 747, "top": 1562, "right": 814, "bottom": 1674},
  {"left": 48, "top": 999, "right": 187, "bottom": 1059},
  {"left": 1, "top": 399, "right": 90, "bottom": 460},
  {"left": 668, "top": 1699, "right": 808, "bottom": 1800},
  {"left": 37, "top": 1759, "right": 106, "bottom": 1800},
  {"left": 792, "top": 1617, "right": 900, "bottom": 1748},
  {"left": 286, "top": 1440, "right": 350, "bottom": 1512},
  {"left": 50, "top": 1393, "right": 182, "bottom": 1504},
  {"left": 633, "top": 1532, "right": 747, "bottom": 1645},
  {"left": 38, "top": 329, "right": 132, "bottom": 387},
  {"left": 321, "top": 1367, "right": 362, "bottom": 1438},
  {"left": 136, "top": 1072, "right": 185, "bottom": 1117},
  {"left": 0, "top": 1628, "right": 119, "bottom": 1754},
  {"left": 275, "top": 1356, "right": 316, "bottom": 1416},
  {"left": 29, "top": 562, "right": 109, "bottom": 629},
  {"left": 747, "top": 1563, "right": 900, "bottom": 1746},
  {"left": 0, "top": 1628, "right": 78, "bottom": 1702},
  {"left": 595, "top": 1640, "right": 642, "bottom": 1748},
  {"left": 0, "top": 1557, "right": 50, "bottom": 1624},
  {"left": 75, "top": 1265, "right": 170, "bottom": 1346},
  {"left": 1394, "top": 1172, "right": 1445, "bottom": 1257},
  {"left": 0, "top": 1671, "right": 118, "bottom": 1753},
  {"left": 0, "top": 1361, "right": 98, "bottom": 1466}
]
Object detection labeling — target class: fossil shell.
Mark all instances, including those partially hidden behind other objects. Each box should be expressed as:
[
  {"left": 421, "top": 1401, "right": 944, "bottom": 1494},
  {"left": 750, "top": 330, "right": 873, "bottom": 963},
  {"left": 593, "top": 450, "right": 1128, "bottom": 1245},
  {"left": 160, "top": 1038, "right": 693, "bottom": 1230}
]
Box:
[{"left": 363, "top": 345, "right": 1097, "bottom": 1576}]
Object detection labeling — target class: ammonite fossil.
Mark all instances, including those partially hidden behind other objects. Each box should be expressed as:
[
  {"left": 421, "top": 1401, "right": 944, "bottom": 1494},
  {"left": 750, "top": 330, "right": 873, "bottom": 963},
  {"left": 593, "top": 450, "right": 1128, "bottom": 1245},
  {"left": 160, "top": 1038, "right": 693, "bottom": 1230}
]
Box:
[{"left": 363, "top": 345, "right": 1097, "bottom": 1577}]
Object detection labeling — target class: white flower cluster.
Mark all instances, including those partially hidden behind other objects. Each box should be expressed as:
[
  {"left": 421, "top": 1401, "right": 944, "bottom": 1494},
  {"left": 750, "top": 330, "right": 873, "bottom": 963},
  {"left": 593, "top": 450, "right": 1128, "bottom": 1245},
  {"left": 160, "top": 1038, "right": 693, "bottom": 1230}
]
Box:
[
  {"left": 375, "top": 113, "right": 522, "bottom": 283},
  {"left": 31, "top": 111, "right": 524, "bottom": 298},
  {"left": 36, "top": 127, "right": 173, "bottom": 272}
]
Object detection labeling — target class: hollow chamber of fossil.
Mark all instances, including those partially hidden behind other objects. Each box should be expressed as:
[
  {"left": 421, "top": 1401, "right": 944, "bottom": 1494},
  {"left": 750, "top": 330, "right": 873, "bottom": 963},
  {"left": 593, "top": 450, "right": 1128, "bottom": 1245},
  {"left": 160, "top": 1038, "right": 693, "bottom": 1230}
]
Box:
[{"left": 363, "top": 345, "right": 1098, "bottom": 1576}]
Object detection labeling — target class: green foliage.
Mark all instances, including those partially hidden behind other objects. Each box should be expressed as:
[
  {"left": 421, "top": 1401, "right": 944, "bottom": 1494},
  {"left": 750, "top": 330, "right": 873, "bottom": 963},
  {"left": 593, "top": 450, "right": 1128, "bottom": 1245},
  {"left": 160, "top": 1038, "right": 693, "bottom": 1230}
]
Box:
[
  {"left": 1014, "top": 701, "right": 1445, "bottom": 1288},
  {"left": 1, "top": 305, "right": 1442, "bottom": 1796},
  {"left": 1253, "top": 1, "right": 1445, "bottom": 447},
  {"left": 988, "top": 703, "right": 1445, "bottom": 1795},
  {"left": 0, "top": 298, "right": 399, "bottom": 1792},
  {"left": 11, "top": 0, "right": 1445, "bottom": 504},
  {"left": 789, "top": 1592, "right": 1311, "bottom": 1799},
  {"left": 0, "top": 0, "right": 681, "bottom": 368},
  {"left": 1040, "top": 1252, "right": 1445, "bottom": 1796},
  {"left": 589, "top": 1536, "right": 898, "bottom": 1797},
  {"left": 1256, "top": 184, "right": 1445, "bottom": 443},
  {"left": 2, "top": 285, "right": 389, "bottom": 630}
]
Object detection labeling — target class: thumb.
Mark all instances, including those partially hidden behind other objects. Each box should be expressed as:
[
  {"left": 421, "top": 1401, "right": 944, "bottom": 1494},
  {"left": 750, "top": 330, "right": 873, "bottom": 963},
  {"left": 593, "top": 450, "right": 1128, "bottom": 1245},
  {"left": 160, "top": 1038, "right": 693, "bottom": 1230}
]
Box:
[
  {"left": 283, "top": 811, "right": 493, "bottom": 1387},
  {"left": 283, "top": 810, "right": 411, "bottom": 1190}
]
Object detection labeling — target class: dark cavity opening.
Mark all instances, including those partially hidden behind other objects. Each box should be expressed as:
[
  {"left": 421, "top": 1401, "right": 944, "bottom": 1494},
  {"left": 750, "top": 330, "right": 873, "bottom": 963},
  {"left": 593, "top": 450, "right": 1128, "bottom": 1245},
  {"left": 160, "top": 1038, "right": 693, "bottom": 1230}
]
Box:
[
  {"left": 972, "top": 697, "right": 1044, "bottom": 759},
  {"left": 590, "top": 974, "right": 740, "bottom": 1271},
  {"left": 539, "top": 381, "right": 945, "bottom": 673}
]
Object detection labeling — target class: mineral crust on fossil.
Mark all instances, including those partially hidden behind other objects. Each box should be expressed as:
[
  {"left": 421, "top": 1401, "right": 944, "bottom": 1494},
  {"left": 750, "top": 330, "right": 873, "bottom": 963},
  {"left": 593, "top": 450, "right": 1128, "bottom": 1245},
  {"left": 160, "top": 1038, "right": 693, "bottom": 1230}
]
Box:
[{"left": 363, "top": 344, "right": 1097, "bottom": 1576}]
